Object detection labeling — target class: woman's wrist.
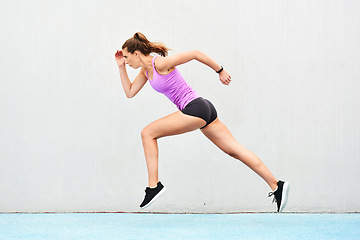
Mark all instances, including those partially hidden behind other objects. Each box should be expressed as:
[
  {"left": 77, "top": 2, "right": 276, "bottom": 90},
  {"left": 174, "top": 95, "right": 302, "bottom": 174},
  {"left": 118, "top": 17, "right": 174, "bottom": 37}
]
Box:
[{"left": 216, "top": 66, "right": 224, "bottom": 74}]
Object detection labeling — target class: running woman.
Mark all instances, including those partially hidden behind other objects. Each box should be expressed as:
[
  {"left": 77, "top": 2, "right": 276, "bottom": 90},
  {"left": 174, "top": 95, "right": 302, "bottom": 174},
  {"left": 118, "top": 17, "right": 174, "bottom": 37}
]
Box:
[{"left": 115, "top": 32, "right": 290, "bottom": 212}]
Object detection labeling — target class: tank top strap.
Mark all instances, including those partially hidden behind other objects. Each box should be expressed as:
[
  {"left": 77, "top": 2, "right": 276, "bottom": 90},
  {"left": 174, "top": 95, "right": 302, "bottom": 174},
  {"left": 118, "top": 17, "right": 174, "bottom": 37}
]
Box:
[
  {"left": 150, "top": 55, "right": 160, "bottom": 79},
  {"left": 152, "top": 55, "right": 159, "bottom": 68},
  {"left": 146, "top": 56, "right": 159, "bottom": 79}
]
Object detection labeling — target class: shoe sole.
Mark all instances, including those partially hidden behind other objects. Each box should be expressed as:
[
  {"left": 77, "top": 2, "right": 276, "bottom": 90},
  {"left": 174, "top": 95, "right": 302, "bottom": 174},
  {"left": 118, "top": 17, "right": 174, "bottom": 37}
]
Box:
[
  {"left": 279, "top": 182, "right": 290, "bottom": 213},
  {"left": 140, "top": 187, "right": 167, "bottom": 209}
]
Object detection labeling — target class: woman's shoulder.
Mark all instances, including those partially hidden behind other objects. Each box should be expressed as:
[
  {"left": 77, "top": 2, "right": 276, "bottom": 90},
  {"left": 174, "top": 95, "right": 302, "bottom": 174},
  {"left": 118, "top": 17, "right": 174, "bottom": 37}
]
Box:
[
  {"left": 153, "top": 55, "right": 177, "bottom": 75},
  {"left": 153, "top": 51, "right": 197, "bottom": 72}
]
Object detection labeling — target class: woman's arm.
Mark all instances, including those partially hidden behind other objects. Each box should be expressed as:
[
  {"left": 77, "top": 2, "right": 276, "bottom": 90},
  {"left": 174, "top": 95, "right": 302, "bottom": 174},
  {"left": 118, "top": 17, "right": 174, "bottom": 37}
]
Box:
[
  {"left": 155, "top": 50, "right": 231, "bottom": 85},
  {"left": 115, "top": 50, "right": 147, "bottom": 98},
  {"left": 118, "top": 66, "right": 147, "bottom": 98},
  {"left": 155, "top": 50, "right": 220, "bottom": 71}
]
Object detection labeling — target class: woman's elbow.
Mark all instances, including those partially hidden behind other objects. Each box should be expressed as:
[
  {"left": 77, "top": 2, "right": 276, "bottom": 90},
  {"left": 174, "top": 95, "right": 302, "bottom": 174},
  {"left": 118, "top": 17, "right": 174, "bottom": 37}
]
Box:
[
  {"left": 125, "top": 91, "right": 134, "bottom": 98},
  {"left": 193, "top": 50, "right": 201, "bottom": 59},
  {"left": 193, "top": 50, "right": 204, "bottom": 60}
]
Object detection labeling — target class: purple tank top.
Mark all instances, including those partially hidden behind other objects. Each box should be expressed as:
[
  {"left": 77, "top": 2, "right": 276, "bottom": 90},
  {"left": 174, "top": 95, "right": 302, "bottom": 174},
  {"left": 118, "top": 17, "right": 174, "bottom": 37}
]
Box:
[{"left": 146, "top": 56, "right": 199, "bottom": 110}]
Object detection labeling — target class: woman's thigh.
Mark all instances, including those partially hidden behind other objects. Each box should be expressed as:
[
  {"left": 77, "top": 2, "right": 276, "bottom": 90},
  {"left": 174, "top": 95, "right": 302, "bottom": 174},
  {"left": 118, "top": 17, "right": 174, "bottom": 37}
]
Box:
[
  {"left": 200, "top": 118, "right": 247, "bottom": 158},
  {"left": 142, "top": 111, "right": 206, "bottom": 139}
]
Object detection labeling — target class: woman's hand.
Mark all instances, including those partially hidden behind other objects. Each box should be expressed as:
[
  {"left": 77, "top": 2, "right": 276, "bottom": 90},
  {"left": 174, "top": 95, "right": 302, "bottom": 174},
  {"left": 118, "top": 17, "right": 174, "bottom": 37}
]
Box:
[
  {"left": 115, "top": 50, "right": 125, "bottom": 68},
  {"left": 219, "top": 69, "right": 231, "bottom": 85}
]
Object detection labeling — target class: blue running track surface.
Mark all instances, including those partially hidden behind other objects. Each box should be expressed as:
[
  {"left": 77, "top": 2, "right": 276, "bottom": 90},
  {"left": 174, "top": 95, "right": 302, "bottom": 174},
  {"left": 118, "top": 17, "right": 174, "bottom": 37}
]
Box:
[{"left": 0, "top": 213, "right": 359, "bottom": 240}]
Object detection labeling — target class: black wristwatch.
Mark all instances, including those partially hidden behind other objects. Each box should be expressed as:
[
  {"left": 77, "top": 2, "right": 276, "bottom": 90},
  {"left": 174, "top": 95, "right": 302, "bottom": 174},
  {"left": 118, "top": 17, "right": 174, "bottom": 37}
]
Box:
[{"left": 216, "top": 66, "right": 224, "bottom": 74}]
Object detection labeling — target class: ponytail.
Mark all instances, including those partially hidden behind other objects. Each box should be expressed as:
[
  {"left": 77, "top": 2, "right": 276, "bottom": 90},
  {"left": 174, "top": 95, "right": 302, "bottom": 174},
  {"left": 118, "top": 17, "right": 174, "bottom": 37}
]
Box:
[{"left": 122, "top": 32, "right": 170, "bottom": 57}]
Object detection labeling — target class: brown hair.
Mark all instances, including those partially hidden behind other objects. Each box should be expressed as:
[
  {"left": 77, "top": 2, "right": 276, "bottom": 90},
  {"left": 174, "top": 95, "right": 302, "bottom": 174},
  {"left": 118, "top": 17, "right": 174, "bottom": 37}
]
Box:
[{"left": 122, "top": 32, "right": 170, "bottom": 57}]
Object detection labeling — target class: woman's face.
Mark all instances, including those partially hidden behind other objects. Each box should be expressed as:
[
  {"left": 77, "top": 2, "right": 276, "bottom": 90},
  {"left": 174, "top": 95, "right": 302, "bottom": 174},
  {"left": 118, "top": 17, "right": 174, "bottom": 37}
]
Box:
[{"left": 122, "top": 48, "right": 141, "bottom": 69}]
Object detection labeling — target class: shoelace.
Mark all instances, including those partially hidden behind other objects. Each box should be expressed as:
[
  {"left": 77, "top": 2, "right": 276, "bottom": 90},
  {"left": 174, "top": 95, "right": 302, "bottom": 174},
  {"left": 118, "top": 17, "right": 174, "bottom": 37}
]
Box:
[{"left": 268, "top": 191, "right": 277, "bottom": 204}]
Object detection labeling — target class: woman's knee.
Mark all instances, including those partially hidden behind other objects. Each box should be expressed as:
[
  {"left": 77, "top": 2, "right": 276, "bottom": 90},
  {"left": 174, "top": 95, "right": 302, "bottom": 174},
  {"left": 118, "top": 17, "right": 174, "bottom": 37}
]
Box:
[
  {"left": 141, "top": 126, "right": 152, "bottom": 140},
  {"left": 218, "top": 141, "right": 240, "bottom": 159},
  {"left": 224, "top": 148, "right": 240, "bottom": 159},
  {"left": 227, "top": 152, "right": 239, "bottom": 159},
  {"left": 223, "top": 144, "right": 252, "bottom": 162},
  {"left": 232, "top": 149, "right": 262, "bottom": 168},
  {"left": 141, "top": 125, "right": 159, "bottom": 141}
]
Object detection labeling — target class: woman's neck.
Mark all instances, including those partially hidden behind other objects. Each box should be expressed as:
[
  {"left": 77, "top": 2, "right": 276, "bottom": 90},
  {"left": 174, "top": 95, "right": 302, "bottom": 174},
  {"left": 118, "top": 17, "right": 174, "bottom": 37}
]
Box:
[{"left": 140, "top": 55, "right": 154, "bottom": 71}]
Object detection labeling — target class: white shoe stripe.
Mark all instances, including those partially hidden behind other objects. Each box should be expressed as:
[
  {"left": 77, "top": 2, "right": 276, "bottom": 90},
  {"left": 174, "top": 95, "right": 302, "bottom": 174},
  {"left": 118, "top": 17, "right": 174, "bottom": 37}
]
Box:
[{"left": 279, "top": 182, "right": 290, "bottom": 213}]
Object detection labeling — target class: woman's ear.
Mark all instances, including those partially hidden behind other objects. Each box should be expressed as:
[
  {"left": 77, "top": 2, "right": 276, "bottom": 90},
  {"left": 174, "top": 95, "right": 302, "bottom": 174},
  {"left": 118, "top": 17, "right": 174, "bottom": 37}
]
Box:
[{"left": 134, "top": 50, "right": 141, "bottom": 58}]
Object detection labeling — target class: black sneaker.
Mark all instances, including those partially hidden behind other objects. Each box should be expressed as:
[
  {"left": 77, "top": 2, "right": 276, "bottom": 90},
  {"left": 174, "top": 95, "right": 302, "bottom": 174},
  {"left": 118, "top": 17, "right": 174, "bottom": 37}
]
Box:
[
  {"left": 140, "top": 181, "right": 166, "bottom": 209},
  {"left": 268, "top": 180, "right": 290, "bottom": 212}
]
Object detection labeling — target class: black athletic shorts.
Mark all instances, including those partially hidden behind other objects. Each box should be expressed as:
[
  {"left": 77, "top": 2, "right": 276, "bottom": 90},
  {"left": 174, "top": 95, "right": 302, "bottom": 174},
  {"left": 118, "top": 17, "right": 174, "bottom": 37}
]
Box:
[{"left": 181, "top": 97, "right": 218, "bottom": 129}]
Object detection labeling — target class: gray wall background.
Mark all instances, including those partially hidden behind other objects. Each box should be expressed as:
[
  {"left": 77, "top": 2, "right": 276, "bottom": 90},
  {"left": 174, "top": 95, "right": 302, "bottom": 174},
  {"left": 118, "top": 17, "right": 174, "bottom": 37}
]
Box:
[{"left": 1, "top": 0, "right": 359, "bottom": 213}]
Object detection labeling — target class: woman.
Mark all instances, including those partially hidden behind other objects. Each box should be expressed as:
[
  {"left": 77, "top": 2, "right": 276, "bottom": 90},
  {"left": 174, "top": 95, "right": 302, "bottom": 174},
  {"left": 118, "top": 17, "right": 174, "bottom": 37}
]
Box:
[{"left": 115, "top": 32, "right": 289, "bottom": 212}]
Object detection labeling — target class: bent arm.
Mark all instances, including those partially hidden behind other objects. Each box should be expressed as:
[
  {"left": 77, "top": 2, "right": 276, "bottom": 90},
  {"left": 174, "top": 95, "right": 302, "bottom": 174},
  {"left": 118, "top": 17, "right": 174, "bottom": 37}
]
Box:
[
  {"left": 155, "top": 50, "right": 231, "bottom": 85},
  {"left": 118, "top": 66, "right": 147, "bottom": 98},
  {"left": 155, "top": 50, "right": 222, "bottom": 73}
]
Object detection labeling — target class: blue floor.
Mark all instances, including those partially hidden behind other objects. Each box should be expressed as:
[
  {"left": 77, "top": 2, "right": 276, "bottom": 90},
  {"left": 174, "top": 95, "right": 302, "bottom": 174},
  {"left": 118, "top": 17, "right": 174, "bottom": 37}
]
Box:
[{"left": 0, "top": 213, "right": 359, "bottom": 240}]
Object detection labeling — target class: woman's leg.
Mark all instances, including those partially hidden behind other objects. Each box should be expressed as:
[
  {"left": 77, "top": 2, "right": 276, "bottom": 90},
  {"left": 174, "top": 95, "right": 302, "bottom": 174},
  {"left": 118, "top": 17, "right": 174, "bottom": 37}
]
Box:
[
  {"left": 141, "top": 111, "right": 206, "bottom": 188},
  {"left": 200, "top": 118, "right": 278, "bottom": 191}
]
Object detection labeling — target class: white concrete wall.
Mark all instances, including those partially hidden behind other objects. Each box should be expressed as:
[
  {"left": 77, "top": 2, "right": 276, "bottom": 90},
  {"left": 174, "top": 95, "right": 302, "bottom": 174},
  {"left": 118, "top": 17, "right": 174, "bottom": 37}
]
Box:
[{"left": 0, "top": 0, "right": 359, "bottom": 213}]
